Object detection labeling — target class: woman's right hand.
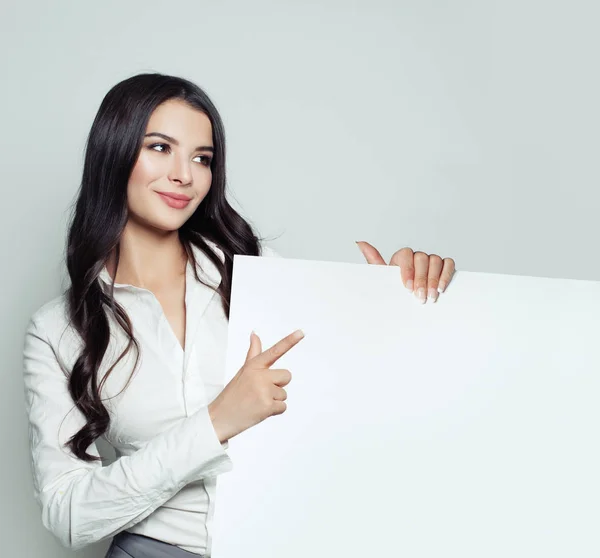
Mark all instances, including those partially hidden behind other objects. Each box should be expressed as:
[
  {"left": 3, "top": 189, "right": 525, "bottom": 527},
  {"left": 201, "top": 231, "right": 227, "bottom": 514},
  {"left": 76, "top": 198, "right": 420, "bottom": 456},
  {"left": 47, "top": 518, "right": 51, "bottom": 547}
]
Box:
[{"left": 208, "top": 329, "right": 305, "bottom": 443}]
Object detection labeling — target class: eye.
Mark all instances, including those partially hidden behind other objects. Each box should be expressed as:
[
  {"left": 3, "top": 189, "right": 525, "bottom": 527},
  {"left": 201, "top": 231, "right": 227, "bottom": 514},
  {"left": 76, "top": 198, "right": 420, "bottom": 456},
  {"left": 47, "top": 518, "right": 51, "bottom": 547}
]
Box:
[
  {"left": 193, "top": 154, "right": 213, "bottom": 167},
  {"left": 149, "top": 143, "right": 171, "bottom": 153}
]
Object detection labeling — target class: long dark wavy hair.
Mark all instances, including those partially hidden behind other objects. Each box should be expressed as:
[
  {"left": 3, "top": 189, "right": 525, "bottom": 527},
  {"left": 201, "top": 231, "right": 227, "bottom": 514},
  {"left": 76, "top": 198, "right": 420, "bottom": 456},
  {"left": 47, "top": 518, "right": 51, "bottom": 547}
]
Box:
[{"left": 64, "top": 73, "right": 264, "bottom": 461}]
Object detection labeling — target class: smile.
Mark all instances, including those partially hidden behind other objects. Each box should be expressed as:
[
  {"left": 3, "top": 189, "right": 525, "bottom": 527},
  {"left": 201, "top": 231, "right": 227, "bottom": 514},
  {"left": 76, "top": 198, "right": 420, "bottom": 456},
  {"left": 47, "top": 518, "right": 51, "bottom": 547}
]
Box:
[{"left": 156, "top": 192, "right": 192, "bottom": 209}]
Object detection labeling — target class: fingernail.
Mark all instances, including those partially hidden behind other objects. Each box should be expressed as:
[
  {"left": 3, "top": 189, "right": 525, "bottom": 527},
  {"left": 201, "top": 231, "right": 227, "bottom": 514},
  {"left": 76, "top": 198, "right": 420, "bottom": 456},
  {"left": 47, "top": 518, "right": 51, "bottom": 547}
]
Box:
[
  {"left": 406, "top": 279, "right": 414, "bottom": 292},
  {"left": 428, "top": 288, "right": 438, "bottom": 303},
  {"left": 293, "top": 329, "right": 305, "bottom": 340},
  {"left": 438, "top": 283, "right": 446, "bottom": 293},
  {"left": 417, "top": 287, "right": 426, "bottom": 303}
]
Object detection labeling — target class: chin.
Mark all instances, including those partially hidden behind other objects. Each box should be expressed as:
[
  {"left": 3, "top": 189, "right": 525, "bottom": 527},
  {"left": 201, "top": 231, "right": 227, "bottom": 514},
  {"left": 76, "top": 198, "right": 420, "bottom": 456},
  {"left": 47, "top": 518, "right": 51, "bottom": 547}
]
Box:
[
  {"left": 133, "top": 212, "right": 189, "bottom": 233},
  {"left": 129, "top": 201, "right": 200, "bottom": 232},
  {"left": 153, "top": 218, "right": 190, "bottom": 232}
]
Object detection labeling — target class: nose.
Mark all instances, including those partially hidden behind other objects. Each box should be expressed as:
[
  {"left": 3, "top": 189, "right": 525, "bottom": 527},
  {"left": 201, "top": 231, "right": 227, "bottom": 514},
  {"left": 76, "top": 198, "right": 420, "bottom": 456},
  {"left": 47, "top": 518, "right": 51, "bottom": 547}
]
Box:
[{"left": 168, "top": 154, "right": 192, "bottom": 186}]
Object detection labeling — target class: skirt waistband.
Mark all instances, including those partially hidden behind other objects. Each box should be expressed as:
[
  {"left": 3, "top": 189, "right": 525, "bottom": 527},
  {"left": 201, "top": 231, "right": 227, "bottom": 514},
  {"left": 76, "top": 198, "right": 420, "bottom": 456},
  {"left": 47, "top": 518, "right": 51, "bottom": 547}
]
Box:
[{"left": 107, "top": 531, "right": 205, "bottom": 558}]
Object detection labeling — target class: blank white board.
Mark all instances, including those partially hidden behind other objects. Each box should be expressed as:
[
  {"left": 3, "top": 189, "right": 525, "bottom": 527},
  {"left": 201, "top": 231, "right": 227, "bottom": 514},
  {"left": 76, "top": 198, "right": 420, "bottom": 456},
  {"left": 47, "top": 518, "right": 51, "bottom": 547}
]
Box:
[{"left": 212, "top": 256, "right": 600, "bottom": 558}]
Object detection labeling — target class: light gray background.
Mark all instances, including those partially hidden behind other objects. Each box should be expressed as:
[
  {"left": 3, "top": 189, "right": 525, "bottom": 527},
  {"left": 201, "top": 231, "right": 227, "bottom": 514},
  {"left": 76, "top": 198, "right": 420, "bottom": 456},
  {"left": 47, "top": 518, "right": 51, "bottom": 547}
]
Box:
[{"left": 2, "top": 1, "right": 598, "bottom": 556}]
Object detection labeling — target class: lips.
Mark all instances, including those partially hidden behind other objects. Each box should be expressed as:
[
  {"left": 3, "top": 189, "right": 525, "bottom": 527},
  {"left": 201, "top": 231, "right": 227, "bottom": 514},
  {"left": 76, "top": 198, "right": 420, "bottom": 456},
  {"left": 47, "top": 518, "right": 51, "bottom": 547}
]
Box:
[
  {"left": 156, "top": 191, "right": 192, "bottom": 210},
  {"left": 155, "top": 191, "right": 192, "bottom": 201}
]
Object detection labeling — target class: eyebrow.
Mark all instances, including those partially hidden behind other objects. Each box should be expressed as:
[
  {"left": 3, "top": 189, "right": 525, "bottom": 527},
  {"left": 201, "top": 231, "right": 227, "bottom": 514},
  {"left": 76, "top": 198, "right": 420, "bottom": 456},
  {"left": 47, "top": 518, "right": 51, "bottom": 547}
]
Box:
[{"left": 144, "top": 132, "right": 214, "bottom": 152}]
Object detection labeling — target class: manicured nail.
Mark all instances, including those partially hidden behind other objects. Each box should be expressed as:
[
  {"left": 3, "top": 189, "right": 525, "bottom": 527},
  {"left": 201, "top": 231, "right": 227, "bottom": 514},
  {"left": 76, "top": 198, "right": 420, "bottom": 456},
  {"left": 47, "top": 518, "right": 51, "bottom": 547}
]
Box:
[
  {"left": 417, "top": 287, "right": 426, "bottom": 303},
  {"left": 438, "top": 283, "right": 446, "bottom": 293},
  {"left": 293, "top": 329, "right": 305, "bottom": 340},
  {"left": 406, "top": 279, "right": 414, "bottom": 292},
  {"left": 428, "top": 288, "right": 438, "bottom": 302}
]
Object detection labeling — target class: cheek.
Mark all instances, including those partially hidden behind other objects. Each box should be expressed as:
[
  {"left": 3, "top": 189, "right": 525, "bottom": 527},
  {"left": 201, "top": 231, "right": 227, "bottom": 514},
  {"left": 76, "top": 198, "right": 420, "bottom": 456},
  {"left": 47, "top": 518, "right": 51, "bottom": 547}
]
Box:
[
  {"left": 127, "top": 154, "right": 164, "bottom": 211},
  {"left": 129, "top": 153, "right": 162, "bottom": 186}
]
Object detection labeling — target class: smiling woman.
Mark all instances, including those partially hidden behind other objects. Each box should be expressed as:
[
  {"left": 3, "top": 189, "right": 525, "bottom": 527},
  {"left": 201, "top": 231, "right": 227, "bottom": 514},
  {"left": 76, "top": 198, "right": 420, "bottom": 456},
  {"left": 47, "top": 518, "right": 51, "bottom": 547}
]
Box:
[
  {"left": 22, "top": 72, "right": 455, "bottom": 558},
  {"left": 22, "top": 73, "right": 269, "bottom": 558}
]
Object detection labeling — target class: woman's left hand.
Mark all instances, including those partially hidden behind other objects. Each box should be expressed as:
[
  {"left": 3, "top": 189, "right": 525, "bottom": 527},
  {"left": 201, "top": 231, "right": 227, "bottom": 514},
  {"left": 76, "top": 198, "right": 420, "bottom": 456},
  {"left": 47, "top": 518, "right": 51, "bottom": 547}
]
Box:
[{"left": 356, "top": 241, "right": 456, "bottom": 304}]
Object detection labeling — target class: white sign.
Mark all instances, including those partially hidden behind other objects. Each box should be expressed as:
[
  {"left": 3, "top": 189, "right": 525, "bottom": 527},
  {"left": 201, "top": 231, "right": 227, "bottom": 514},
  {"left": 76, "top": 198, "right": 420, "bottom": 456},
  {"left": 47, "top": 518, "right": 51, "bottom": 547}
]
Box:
[{"left": 212, "top": 256, "right": 600, "bottom": 557}]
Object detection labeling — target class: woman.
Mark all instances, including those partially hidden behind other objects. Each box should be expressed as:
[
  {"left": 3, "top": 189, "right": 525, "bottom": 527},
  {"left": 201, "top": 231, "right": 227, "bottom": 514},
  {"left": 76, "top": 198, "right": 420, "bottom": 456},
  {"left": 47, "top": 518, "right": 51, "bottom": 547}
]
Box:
[{"left": 22, "top": 73, "right": 456, "bottom": 558}]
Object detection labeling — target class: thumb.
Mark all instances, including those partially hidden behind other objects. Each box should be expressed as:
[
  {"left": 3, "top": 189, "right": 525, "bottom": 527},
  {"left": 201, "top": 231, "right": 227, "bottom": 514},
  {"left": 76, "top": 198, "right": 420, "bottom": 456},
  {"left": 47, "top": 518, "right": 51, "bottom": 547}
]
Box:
[
  {"left": 246, "top": 331, "right": 262, "bottom": 362},
  {"left": 356, "top": 241, "right": 387, "bottom": 265}
]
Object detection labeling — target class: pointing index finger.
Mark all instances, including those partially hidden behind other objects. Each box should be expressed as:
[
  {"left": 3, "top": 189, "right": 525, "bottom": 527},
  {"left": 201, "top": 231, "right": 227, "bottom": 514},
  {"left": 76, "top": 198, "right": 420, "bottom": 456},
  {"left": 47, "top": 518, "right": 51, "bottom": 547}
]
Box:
[{"left": 253, "top": 329, "right": 305, "bottom": 368}]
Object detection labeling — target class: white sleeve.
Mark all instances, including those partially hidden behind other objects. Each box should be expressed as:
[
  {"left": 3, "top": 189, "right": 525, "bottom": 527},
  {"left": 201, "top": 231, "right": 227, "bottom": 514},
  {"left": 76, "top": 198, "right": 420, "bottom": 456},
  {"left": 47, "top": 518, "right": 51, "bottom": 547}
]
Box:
[{"left": 22, "top": 317, "right": 232, "bottom": 551}]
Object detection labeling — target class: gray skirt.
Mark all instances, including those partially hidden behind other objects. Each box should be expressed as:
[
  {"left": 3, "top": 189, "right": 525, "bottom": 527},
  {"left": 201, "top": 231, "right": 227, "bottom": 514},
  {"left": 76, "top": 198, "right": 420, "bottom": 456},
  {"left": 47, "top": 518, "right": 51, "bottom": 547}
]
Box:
[{"left": 105, "top": 531, "right": 205, "bottom": 557}]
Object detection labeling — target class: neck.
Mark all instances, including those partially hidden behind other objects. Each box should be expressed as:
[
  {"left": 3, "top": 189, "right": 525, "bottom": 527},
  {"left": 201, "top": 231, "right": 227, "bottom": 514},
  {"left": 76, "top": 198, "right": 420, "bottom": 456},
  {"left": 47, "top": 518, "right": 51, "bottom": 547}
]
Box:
[{"left": 105, "top": 220, "right": 187, "bottom": 290}]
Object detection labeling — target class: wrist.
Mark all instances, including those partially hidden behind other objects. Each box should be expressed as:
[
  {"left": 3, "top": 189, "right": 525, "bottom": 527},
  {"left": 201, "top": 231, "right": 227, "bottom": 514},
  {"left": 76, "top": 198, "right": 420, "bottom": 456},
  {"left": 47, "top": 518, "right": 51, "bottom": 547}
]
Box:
[{"left": 208, "top": 402, "right": 228, "bottom": 444}]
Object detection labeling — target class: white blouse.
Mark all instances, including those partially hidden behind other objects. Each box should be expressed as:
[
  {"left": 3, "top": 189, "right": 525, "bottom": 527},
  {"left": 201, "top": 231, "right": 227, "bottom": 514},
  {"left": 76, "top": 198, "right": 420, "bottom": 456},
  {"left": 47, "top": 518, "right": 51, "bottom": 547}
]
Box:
[{"left": 22, "top": 239, "right": 279, "bottom": 556}]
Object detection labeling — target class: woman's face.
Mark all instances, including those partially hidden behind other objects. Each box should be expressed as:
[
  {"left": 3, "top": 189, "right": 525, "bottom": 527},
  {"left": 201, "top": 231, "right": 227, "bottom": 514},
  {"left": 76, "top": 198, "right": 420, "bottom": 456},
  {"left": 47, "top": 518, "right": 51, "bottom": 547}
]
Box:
[{"left": 126, "top": 99, "right": 214, "bottom": 232}]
